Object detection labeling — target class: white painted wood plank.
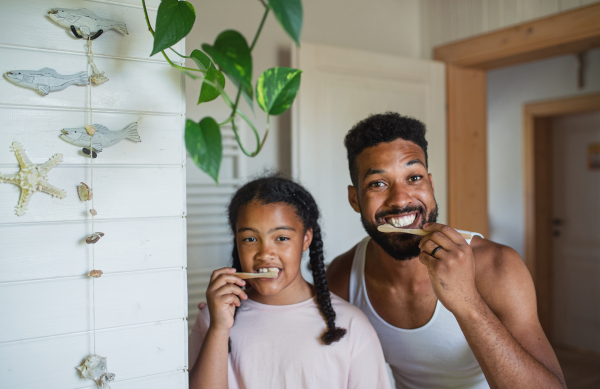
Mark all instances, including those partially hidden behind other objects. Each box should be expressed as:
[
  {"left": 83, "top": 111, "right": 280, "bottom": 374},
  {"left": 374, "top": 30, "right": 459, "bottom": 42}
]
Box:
[
  {"left": 0, "top": 166, "right": 184, "bottom": 222},
  {"left": 0, "top": 107, "right": 184, "bottom": 166},
  {"left": 109, "top": 371, "right": 187, "bottom": 389},
  {"left": 0, "top": 319, "right": 186, "bottom": 388},
  {"left": 0, "top": 47, "right": 183, "bottom": 114},
  {"left": 0, "top": 0, "right": 184, "bottom": 63},
  {"left": 0, "top": 218, "right": 185, "bottom": 283},
  {"left": 0, "top": 268, "right": 186, "bottom": 343},
  {"left": 559, "top": 0, "right": 582, "bottom": 11}
]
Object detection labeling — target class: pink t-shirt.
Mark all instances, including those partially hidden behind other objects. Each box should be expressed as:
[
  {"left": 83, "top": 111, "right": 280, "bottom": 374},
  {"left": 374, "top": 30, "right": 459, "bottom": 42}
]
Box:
[{"left": 189, "top": 293, "right": 392, "bottom": 389}]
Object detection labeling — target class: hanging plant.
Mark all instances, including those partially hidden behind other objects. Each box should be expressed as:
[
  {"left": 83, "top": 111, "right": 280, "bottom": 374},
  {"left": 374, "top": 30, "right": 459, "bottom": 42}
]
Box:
[{"left": 142, "top": 0, "right": 303, "bottom": 183}]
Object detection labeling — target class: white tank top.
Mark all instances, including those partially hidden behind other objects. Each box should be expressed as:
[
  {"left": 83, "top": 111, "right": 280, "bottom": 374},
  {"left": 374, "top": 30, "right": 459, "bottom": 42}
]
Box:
[{"left": 349, "top": 235, "right": 489, "bottom": 389}]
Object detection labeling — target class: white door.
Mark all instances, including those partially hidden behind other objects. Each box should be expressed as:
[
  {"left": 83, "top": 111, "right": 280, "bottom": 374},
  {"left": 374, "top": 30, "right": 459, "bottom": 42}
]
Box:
[
  {"left": 552, "top": 111, "right": 600, "bottom": 353},
  {"left": 292, "top": 43, "right": 446, "bottom": 278}
]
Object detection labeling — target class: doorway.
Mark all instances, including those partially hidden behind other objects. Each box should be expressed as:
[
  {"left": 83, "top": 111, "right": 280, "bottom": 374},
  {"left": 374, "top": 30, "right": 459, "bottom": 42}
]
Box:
[{"left": 525, "top": 93, "right": 600, "bottom": 388}]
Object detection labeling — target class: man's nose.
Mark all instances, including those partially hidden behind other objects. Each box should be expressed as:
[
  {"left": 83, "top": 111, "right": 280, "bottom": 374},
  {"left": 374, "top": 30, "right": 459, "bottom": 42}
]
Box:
[{"left": 385, "top": 182, "right": 414, "bottom": 209}]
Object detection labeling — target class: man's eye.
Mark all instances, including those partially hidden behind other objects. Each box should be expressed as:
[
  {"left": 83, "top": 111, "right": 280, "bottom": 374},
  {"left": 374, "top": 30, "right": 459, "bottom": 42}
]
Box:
[
  {"left": 242, "top": 237, "right": 256, "bottom": 242},
  {"left": 408, "top": 175, "right": 423, "bottom": 182},
  {"left": 369, "top": 181, "right": 385, "bottom": 188}
]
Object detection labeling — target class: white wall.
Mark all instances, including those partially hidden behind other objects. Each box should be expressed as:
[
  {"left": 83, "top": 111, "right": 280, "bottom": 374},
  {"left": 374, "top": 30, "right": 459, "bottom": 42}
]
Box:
[
  {"left": 487, "top": 48, "right": 600, "bottom": 256},
  {"left": 420, "top": 0, "right": 600, "bottom": 59},
  {"left": 0, "top": 0, "right": 188, "bottom": 387}
]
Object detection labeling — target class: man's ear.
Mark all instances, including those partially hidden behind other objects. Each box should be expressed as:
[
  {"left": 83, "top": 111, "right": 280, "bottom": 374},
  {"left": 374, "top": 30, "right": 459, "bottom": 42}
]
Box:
[
  {"left": 303, "top": 228, "right": 313, "bottom": 251},
  {"left": 348, "top": 185, "right": 360, "bottom": 213},
  {"left": 429, "top": 173, "right": 435, "bottom": 195}
]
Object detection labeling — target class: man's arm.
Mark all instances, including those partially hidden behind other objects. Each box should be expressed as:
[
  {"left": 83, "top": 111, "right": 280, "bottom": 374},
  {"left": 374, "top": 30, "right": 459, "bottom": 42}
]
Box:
[
  {"left": 419, "top": 224, "right": 565, "bottom": 389},
  {"left": 325, "top": 246, "right": 356, "bottom": 301}
]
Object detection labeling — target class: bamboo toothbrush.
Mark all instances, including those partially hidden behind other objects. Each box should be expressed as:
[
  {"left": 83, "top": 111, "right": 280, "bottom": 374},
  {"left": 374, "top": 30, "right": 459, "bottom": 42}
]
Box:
[
  {"left": 377, "top": 224, "right": 474, "bottom": 240},
  {"left": 235, "top": 271, "right": 278, "bottom": 279}
]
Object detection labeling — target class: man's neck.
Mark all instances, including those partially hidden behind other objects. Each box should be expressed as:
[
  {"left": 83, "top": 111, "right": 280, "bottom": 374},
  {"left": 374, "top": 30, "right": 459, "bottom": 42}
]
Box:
[{"left": 365, "top": 239, "right": 430, "bottom": 292}]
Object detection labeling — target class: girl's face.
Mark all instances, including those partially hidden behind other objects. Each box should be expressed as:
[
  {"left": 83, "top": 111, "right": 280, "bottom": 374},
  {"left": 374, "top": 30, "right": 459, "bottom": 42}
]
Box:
[{"left": 235, "top": 201, "right": 313, "bottom": 304}]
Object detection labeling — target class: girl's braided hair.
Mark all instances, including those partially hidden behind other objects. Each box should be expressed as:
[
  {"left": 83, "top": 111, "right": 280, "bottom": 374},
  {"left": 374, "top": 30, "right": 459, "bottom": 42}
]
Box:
[{"left": 227, "top": 174, "right": 347, "bottom": 351}]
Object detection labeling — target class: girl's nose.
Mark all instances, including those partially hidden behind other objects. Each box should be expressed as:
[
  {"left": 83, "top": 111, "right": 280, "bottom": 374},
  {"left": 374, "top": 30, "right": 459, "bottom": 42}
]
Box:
[{"left": 256, "top": 241, "right": 276, "bottom": 261}]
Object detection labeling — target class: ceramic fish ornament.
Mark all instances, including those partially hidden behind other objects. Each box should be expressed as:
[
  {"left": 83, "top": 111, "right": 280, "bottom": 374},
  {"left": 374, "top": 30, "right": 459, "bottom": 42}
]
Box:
[
  {"left": 48, "top": 8, "right": 128, "bottom": 39},
  {"left": 4, "top": 68, "right": 89, "bottom": 96},
  {"left": 77, "top": 355, "right": 115, "bottom": 389},
  {"left": 60, "top": 123, "right": 141, "bottom": 155},
  {"left": 0, "top": 142, "right": 66, "bottom": 216}
]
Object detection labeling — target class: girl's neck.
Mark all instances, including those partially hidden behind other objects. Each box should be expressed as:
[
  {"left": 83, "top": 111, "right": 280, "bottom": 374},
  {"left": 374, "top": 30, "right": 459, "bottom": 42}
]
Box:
[{"left": 247, "top": 277, "right": 315, "bottom": 306}]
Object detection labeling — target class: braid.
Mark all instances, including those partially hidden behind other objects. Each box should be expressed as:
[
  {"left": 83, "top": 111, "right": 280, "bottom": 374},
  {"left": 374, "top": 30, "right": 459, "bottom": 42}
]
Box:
[
  {"left": 226, "top": 173, "right": 347, "bottom": 349},
  {"left": 228, "top": 243, "right": 243, "bottom": 353},
  {"left": 309, "top": 224, "right": 347, "bottom": 344}
]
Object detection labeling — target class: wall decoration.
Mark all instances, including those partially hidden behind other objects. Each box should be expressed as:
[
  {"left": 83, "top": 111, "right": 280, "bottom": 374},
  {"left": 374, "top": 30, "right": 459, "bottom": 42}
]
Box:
[
  {"left": 86, "top": 232, "right": 104, "bottom": 244},
  {"left": 77, "top": 182, "right": 93, "bottom": 201},
  {"left": 47, "top": 8, "right": 128, "bottom": 40},
  {"left": 77, "top": 355, "right": 115, "bottom": 388},
  {"left": 4, "top": 68, "right": 89, "bottom": 96},
  {"left": 0, "top": 142, "right": 66, "bottom": 216},
  {"left": 60, "top": 122, "right": 141, "bottom": 157},
  {"left": 87, "top": 270, "right": 103, "bottom": 278}
]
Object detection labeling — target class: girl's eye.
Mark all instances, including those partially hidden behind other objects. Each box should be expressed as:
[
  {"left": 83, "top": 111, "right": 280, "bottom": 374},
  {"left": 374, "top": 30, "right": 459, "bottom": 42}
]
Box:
[
  {"left": 408, "top": 175, "right": 423, "bottom": 182},
  {"left": 276, "top": 236, "right": 290, "bottom": 242},
  {"left": 242, "top": 237, "right": 256, "bottom": 242}
]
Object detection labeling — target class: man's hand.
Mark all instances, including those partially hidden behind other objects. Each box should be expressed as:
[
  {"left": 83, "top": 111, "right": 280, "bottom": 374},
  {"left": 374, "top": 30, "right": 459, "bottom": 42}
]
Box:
[{"left": 418, "top": 223, "right": 482, "bottom": 317}]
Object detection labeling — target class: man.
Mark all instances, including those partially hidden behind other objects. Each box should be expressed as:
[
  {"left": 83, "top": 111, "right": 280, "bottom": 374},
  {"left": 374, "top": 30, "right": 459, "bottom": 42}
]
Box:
[{"left": 326, "top": 113, "right": 565, "bottom": 388}]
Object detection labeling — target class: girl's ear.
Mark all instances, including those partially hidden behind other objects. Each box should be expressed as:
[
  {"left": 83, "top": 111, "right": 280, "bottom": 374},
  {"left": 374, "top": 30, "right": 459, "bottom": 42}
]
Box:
[{"left": 303, "top": 228, "right": 313, "bottom": 252}]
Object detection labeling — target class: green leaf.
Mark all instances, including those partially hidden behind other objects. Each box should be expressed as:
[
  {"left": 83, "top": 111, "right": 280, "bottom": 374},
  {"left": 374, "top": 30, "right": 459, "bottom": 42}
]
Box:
[
  {"left": 198, "top": 66, "right": 225, "bottom": 104},
  {"left": 256, "top": 67, "right": 302, "bottom": 115},
  {"left": 202, "top": 30, "right": 253, "bottom": 105},
  {"left": 269, "top": 0, "right": 303, "bottom": 46},
  {"left": 151, "top": 0, "right": 196, "bottom": 56},
  {"left": 190, "top": 49, "right": 213, "bottom": 71},
  {"left": 185, "top": 117, "right": 222, "bottom": 183}
]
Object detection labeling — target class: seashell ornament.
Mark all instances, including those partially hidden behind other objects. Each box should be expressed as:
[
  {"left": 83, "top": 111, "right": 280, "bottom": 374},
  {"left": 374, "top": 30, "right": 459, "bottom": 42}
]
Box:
[
  {"left": 76, "top": 354, "right": 115, "bottom": 389},
  {"left": 87, "top": 270, "right": 103, "bottom": 278},
  {"left": 90, "top": 209, "right": 97, "bottom": 216},
  {"left": 77, "top": 182, "right": 93, "bottom": 201},
  {"left": 86, "top": 232, "right": 104, "bottom": 244},
  {"left": 84, "top": 125, "right": 97, "bottom": 136},
  {"left": 89, "top": 63, "right": 108, "bottom": 86}
]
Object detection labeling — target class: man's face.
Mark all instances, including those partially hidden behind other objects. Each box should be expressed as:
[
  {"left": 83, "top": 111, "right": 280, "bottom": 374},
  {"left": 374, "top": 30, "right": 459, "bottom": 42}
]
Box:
[{"left": 348, "top": 139, "right": 438, "bottom": 261}]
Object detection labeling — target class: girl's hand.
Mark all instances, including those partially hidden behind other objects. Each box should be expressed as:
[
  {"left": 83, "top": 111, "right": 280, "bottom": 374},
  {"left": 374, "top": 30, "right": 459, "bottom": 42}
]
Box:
[{"left": 206, "top": 268, "right": 248, "bottom": 331}]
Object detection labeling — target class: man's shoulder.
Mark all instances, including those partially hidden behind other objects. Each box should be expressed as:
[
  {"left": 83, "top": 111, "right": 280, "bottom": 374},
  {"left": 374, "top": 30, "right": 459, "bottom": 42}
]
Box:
[
  {"left": 470, "top": 237, "right": 533, "bottom": 309},
  {"left": 326, "top": 245, "right": 358, "bottom": 302}
]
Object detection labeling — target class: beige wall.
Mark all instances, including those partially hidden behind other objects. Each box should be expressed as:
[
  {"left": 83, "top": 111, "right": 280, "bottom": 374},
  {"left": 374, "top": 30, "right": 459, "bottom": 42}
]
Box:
[
  {"left": 185, "top": 0, "right": 421, "bottom": 176},
  {"left": 420, "top": 0, "right": 600, "bottom": 59}
]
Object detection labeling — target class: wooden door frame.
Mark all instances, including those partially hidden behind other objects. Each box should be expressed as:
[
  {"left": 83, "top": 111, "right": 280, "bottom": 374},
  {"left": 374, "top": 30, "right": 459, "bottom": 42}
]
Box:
[
  {"left": 434, "top": 4, "right": 600, "bottom": 275},
  {"left": 524, "top": 93, "right": 600, "bottom": 336}
]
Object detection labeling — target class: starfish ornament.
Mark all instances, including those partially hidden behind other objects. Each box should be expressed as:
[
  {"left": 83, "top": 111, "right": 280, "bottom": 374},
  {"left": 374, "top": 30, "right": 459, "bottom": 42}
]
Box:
[{"left": 0, "top": 142, "right": 67, "bottom": 216}]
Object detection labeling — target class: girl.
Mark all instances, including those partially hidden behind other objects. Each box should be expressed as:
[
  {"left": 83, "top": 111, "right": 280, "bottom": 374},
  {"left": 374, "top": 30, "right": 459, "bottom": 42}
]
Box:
[{"left": 189, "top": 175, "right": 391, "bottom": 389}]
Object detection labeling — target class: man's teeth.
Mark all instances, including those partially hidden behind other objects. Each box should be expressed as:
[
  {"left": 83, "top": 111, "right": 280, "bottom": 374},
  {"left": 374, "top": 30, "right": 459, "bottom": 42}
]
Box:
[
  {"left": 257, "top": 268, "right": 279, "bottom": 274},
  {"left": 388, "top": 214, "right": 416, "bottom": 228}
]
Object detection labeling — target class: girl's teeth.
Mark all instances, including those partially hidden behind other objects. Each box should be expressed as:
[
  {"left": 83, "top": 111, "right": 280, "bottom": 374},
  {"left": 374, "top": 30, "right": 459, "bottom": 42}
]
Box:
[{"left": 257, "top": 268, "right": 279, "bottom": 273}]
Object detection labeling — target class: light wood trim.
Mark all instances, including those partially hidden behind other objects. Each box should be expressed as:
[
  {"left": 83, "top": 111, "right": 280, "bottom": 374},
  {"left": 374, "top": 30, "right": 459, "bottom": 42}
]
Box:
[
  {"left": 523, "top": 93, "right": 600, "bottom": 338},
  {"left": 447, "top": 65, "right": 489, "bottom": 236},
  {"left": 434, "top": 3, "right": 600, "bottom": 69}
]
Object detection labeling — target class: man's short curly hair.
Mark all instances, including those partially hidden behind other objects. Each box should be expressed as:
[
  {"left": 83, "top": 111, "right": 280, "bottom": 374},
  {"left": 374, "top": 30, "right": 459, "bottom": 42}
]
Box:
[{"left": 344, "top": 112, "right": 428, "bottom": 186}]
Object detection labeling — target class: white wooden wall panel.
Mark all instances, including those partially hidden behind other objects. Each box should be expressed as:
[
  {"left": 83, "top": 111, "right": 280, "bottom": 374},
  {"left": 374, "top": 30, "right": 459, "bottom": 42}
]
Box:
[
  {"left": 0, "top": 0, "right": 184, "bottom": 64},
  {"left": 0, "top": 166, "right": 184, "bottom": 222},
  {"left": 0, "top": 0, "right": 187, "bottom": 387},
  {"left": 0, "top": 319, "right": 187, "bottom": 388},
  {"left": 420, "top": 0, "right": 600, "bottom": 58},
  {"left": 0, "top": 268, "right": 186, "bottom": 343},
  {"left": 0, "top": 47, "right": 183, "bottom": 114},
  {"left": 0, "top": 107, "right": 185, "bottom": 166},
  {"left": 0, "top": 218, "right": 185, "bottom": 282}
]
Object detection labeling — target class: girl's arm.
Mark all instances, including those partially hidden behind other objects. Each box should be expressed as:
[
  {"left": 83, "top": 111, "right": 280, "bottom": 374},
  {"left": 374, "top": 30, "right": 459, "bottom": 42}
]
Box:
[{"left": 189, "top": 268, "right": 247, "bottom": 389}]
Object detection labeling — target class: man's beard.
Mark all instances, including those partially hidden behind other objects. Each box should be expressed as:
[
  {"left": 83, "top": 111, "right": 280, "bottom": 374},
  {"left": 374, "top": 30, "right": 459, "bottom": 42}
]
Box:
[{"left": 360, "top": 203, "right": 438, "bottom": 261}]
